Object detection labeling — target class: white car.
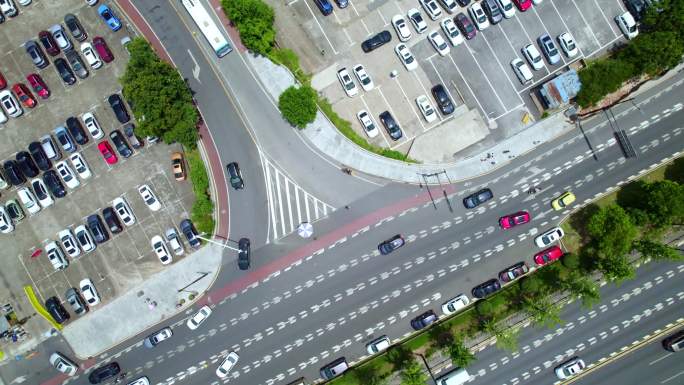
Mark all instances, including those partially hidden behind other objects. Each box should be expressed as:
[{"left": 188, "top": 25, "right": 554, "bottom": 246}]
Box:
[
  {"left": 616, "top": 12, "right": 638, "bottom": 40},
  {"left": 46, "top": 241, "right": 69, "bottom": 270},
  {"left": 0, "top": 90, "right": 23, "bottom": 118},
  {"left": 511, "top": 58, "right": 533, "bottom": 84},
  {"left": 74, "top": 225, "right": 96, "bottom": 253},
  {"left": 31, "top": 178, "right": 54, "bottom": 208},
  {"left": 440, "top": 18, "right": 463, "bottom": 46},
  {"left": 469, "top": 2, "right": 490, "bottom": 30},
  {"left": 395, "top": 43, "right": 418, "bottom": 71},
  {"left": 17, "top": 187, "right": 41, "bottom": 215},
  {"left": 58, "top": 229, "right": 81, "bottom": 258},
  {"left": 49, "top": 352, "right": 77, "bottom": 376},
  {"left": 80, "top": 42, "right": 102, "bottom": 69},
  {"left": 523, "top": 44, "right": 545, "bottom": 70},
  {"left": 18, "top": 0, "right": 31, "bottom": 5},
  {"left": 151, "top": 235, "right": 172, "bottom": 265},
  {"left": 187, "top": 305, "right": 212, "bottom": 330},
  {"left": 0, "top": 207, "right": 13, "bottom": 234},
  {"left": 419, "top": 0, "right": 442, "bottom": 20},
  {"left": 56, "top": 161, "right": 80, "bottom": 189},
  {"left": 138, "top": 184, "right": 161, "bottom": 211},
  {"left": 438, "top": 0, "right": 458, "bottom": 13},
  {"left": 558, "top": 32, "right": 579, "bottom": 58},
  {"left": 80, "top": 278, "right": 100, "bottom": 306},
  {"left": 113, "top": 197, "right": 136, "bottom": 226},
  {"left": 497, "top": 0, "right": 516, "bottom": 18},
  {"left": 352, "top": 64, "right": 374, "bottom": 91},
  {"left": 86, "top": 0, "right": 98, "bottom": 6},
  {"left": 391, "top": 15, "right": 412, "bottom": 42},
  {"left": 48, "top": 24, "right": 73, "bottom": 51},
  {"left": 0, "top": 173, "right": 8, "bottom": 189},
  {"left": 336, "top": 68, "right": 358, "bottom": 97},
  {"left": 126, "top": 377, "right": 150, "bottom": 385},
  {"left": 366, "top": 335, "right": 391, "bottom": 354},
  {"left": 441, "top": 294, "right": 470, "bottom": 315},
  {"left": 81, "top": 112, "right": 103, "bottom": 139},
  {"left": 555, "top": 357, "right": 585, "bottom": 379},
  {"left": 416, "top": 95, "right": 437, "bottom": 123},
  {"left": 532, "top": 0, "right": 543, "bottom": 4},
  {"left": 69, "top": 152, "right": 92, "bottom": 179},
  {"left": 0, "top": 109, "right": 7, "bottom": 124},
  {"left": 165, "top": 228, "right": 184, "bottom": 256},
  {"left": 0, "top": 0, "right": 18, "bottom": 16},
  {"left": 407, "top": 8, "right": 428, "bottom": 34},
  {"left": 535, "top": 226, "right": 565, "bottom": 247},
  {"left": 216, "top": 352, "right": 239, "bottom": 378},
  {"left": 428, "top": 30, "right": 450, "bottom": 56},
  {"left": 357, "top": 110, "right": 379, "bottom": 139}
]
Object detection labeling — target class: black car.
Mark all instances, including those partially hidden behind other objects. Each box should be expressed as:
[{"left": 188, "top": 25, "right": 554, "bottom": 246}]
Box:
[
  {"left": 64, "top": 14, "right": 87, "bottom": 42},
  {"left": 88, "top": 362, "right": 120, "bottom": 384},
  {"left": 499, "top": 261, "right": 529, "bottom": 283},
  {"left": 463, "top": 188, "right": 493, "bottom": 209},
  {"left": 45, "top": 296, "right": 70, "bottom": 324},
  {"left": 410, "top": 310, "right": 438, "bottom": 330},
  {"left": 108, "top": 94, "right": 130, "bottom": 123},
  {"left": 65, "top": 50, "right": 89, "bottom": 79},
  {"left": 238, "top": 237, "right": 250, "bottom": 270},
  {"left": 43, "top": 170, "right": 66, "bottom": 198},
  {"left": 6, "top": 200, "right": 24, "bottom": 223},
  {"left": 3, "top": 160, "right": 26, "bottom": 185},
  {"left": 31, "top": 179, "right": 51, "bottom": 203},
  {"left": 109, "top": 130, "right": 133, "bottom": 158},
  {"left": 379, "top": 111, "right": 402, "bottom": 140},
  {"left": 180, "top": 219, "right": 201, "bottom": 249},
  {"left": 455, "top": 0, "right": 470, "bottom": 5},
  {"left": 87, "top": 214, "right": 110, "bottom": 243},
  {"left": 377, "top": 234, "right": 405, "bottom": 255},
  {"left": 361, "top": 30, "right": 392, "bottom": 53},
  {"left": 226, "top": 162, "right": 244, "bottom": 190},
  {"left": 334, "top": 0, "right": 348, "bottom": 7},
  {"left": 28, "top": 141, "right": 52, "bottom": 171},
  {"left": 431, "top": 84, "right": 455, "bottom": 115},
  {"left": 102, "top": 207, "right": 123, "bottom": 234},
  {"left": 123, "top": 123, "right": 142, "bottom": 149},
  {"left": 471, "top": 279, "right": 501, "bottom": 299},
  {"left": 66, "top": 117, "right": 89, "bottom": 145},
  {"left": 54, "top": 58, "right": 76, "bottom": 85},
  {"left": 15, "top": 151, "right": 39, "bottom": 178},
  {"left": 66, "top": 288, "right": 88, "bottom": 315},
  {"left": 26, "top": 40, "right": 48, "bottom": 69},
  {"left": 625, "top": 0, "right": 646, "bottom": 21}
]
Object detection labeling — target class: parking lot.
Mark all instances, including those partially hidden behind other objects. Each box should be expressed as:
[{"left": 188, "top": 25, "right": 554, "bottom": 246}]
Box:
[
  {"left": 282, "top": 0, "right": 630, "bottom": 151},
  {"left": 0, "top": 0, "right": 195, "bottom": 323}
]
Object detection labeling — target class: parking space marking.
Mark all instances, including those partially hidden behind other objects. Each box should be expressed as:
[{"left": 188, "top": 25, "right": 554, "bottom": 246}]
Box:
[
  {"left": 392, "top": 75, "right": 425, "bottom": 131},
  {"left": 479, "top": 33, "right": 524, "bottom": 105},
  {"left": 547, "top": 1, "right": 587, "bottom": 58},
  {"left": 359, "top": 94, "right": 392, "bottom": 147},
  {"left": 531, "top": 8, "right": 568, "bottom": 68},
  {"left": 426, "top": 58, "right": 458, "bottom": 120},
  {"left": 491, "top": 103, "right": 525, "bottom": 121},
  {"left": 446, "top": 55, "right": 488, "bottom": 120},
  {"left": 569, "top": 1, "right": 604, "bottom": 47},
  {"left": 376, "top": 9, "right": 388, "bottom": 26},
  {"left": 498, "top": 23, "right": 523, "bottom": 63},
  {"left": 376, "top": 87, "right": 407, "bottom": 141},
  {"left": 302, "top": 0, "right": 339, "bottom": 55},
  {"left": 513, "top": 13, "right": 535, "bottom": 47},
  {"left": 590, "top": 0, "right": 621, "bottom": 38},
  {"left": 392, "top": 2, "right": 404, "bottom": 15},
  {"left": 463, "top": 45, "right": 507, "bottom": 112}
]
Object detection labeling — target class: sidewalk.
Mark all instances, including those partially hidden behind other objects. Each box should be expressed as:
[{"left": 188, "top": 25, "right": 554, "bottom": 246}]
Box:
[
  {"left": 62, "top": 244, "right": 223, "bottom": 359},
  {"left": 247, "top": 54, "right": 575, "bottom": 184}
]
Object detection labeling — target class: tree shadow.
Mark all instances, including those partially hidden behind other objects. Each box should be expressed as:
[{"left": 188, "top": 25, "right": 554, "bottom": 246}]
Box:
[
  {"left": 428, "top": 323, "right": 454, "bottom": 350},
  {"left": 569, "top": 203, "right": 600, "bottom": 243},
  {"left": 664, "top": 158, "right": 684, "bottom": 184},
  {"left": 386, "top": 345, "right": 413, "bottom": 371},
  {"left": 615, "top": 180, "right": 649, "bottom": 211}
]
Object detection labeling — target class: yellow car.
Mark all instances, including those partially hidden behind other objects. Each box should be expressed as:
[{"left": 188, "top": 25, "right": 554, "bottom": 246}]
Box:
[{"left": 552, "top": 191, "right": 576, "bottom": 210}]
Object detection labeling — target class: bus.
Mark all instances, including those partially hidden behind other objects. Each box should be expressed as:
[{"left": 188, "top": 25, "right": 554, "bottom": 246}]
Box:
[{"left": 180, "top": 0, "right": 233, "bottom": 57}]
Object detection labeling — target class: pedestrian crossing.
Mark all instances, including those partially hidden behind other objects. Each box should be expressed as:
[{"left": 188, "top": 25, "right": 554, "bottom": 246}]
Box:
[{"left": 261, "top": 155, "right": 335, "bottom": 241}]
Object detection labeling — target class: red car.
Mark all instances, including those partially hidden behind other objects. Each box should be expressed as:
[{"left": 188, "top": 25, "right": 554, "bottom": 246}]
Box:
[
  {"left": 499, "top": 211, "right": 531, "bottom": 229},
  {"left": 93, "top": 36, "right": 114, "bottom": 63},
  {"left": 26, "top": 73, "right": 50, "bottom": 99},
  {"left": 38, "top": 30, "right": 60, "bottom": 56},
  {"left": 98, "top": 141, "right": 118, "bottom": 164},
  {"left": 513, "top": 0, "right": 533, "bottom": 11},
  {"left": 534, "top": 246, "right": 563, "bottom": 266},
  {"left": 12, "top": 84, "right": 37, "bottom": 109},
  {"left": 0, "top": 71, "right": 6, "bottom": 89}
]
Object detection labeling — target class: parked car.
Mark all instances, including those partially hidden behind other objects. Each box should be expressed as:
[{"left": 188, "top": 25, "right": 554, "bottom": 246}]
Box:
[
  {"left": 512, "top": 0, "right": 532, "bottom": 11},
  {"left": 0, "top": 0, "right": 17, "bottom": 16},
  {"left": 511, "top": 58, "right": 533, "bottom": 84},
  {"left": 352, "top": 64, "right": 374, "bottom": 91},
  {"left": 0, "top": 89, "right": 23, "bottom": 118},
  {"left": 186, "top": 305, "right": 212, "bottom": 330},
  {"left": 216, "top": 352, "right": 240, "bottom": 378},
  {"left": 226, "top": 162, "right": 244, "bottom": 190},
  {"left": 66, "top": 117, "right": 88, "bottom": 145},
  {"left": 624, "top": 0, "right": 646, "bottom": 21},
  {"left": 123, "top": 124, "right": 142, "bottom": 148},
  {"left": 38, "top": 30, "right": 60, "bottom": 56},
  {"left": 65, "top": 50, "right": 89, "bottom": 79},
  {"left": 98, "top": 4, "right": 121, "bottom": 31},
  {"left": 357, "top": 110, "right": 379, "bottom": 138},
  {"left": 28, "top": 141, "right": 51, "bottom": 171},
  {"left": 378, "top": 234, "right": 405, "bottom": 255},
  {"left": 555, "top": 357, "right": 585, "bottom": 380},
  {"left": 86, "top": 214, "right": 109, "bottom": 243},
  {"left": 431, "top": 84, "right": 454, "bottom": 115},
  {"left": 74, "top": 225, "right": 96, "bottom": 252},
  {"left": 88, "top": 362, "right": 120, "bottom": 384},
  {"left": 391, "top": 15, "right": 412, "bottom": 42},
  {"left": 420, "top": 0, "right": 442, "bottom": 20},
  {"left": 151, "top": 235, "right": 172, "bottom": 265},
  {"left": 534, "top": 245, "right": 563, "bottom": 266},
  {"left": 58, "top": 229, "right": 80, "bottom": 258},
  {"left": 410, "top": 310, "right": 438, "bottom": 330},
  {"left": 27, "top": 73, "right": 50, "bottom": 99},
  {"left": 469, "top": 2, "right": 490, "bottom": 30},
  {"left": 499, "top": 211, "right": 530, "bottom": 229},
  {"left": 538, "top": 33, "right": 561, "bottom": 65},
  {"left": 407, "top": 8, "right": 428, "bottom": 33},
  {"left": 0, "top": 71, "right": 5, "bottom": 90},
  {"left": 440, "top": 18, "right": 463, "bottom": 46},
  {"left": 4, "top": 160, "right": 26, "bottom": 185},
  {"left": 427, "top": 30, "right": 450, "bottom": 56},
  {"left": 45, "top": 296, "right": 70, "bottom": 324},
  {"left": 54, "top": 58, "right": 76, "bottom": 85},
  {"left": 499, "top": 261, "right": 529, "bottom": 282},
  {"left": 171, "top": 152, "right": 186, "bottom": 180},
  {"left": 336, "top": 68, "right": 358, "bottom": 97},
  {"left": 97, "top": 141, "right": 118, "bottom": 164},
  {"left": 523, "top": 43, "right": 544, "bottom": 70},
  {"left": 25, "top": 40, "right": 48, "bottom": 69},
  {"left": 138, "top": 184, "right": 161, "bottom": 211},
  {"left": 482, "top": 0, "right": 503, "bottom": 24},
  {"left": 43, "top": 170, "right": 66, "bottom": 198},
  {"left": 471, "top": 278, "right": 501, "bottom": 298},
  {"left": 12, "top": 83, "right": 36, "bottom": 109},
  {"left": 616, "top": 12, "right": 639, "bottom": 39},
  {"left": 438, "top": 0, "right": 458, "bottom": 13},
  {"left": 441, "top": 294, "right": 470, "bottom": 315},
  {"left": 498, "top": 0, "right": 516, "bottom": 18},
  {"left": 416, "top": 95, "right": 437, "bottom": 123},
  {"left": 65, "top": 288, "right": 88, "bottom": 315},
  {"left": 102, "top": 207, "right": 123, "bottom": 234},
  {"left": 108, "top": 94, "right": 130, "bottom": 123},
  {"left": 54, "top": 126, "right": 76, "bottom": 153},
  {"left": 0, "top": 207, "right": 13, "bottom": 234},
  {"left": 64, "top": 13, "right": 87, "bottom": 42},
  {"left": 320, "top": 357, "right": 348, "bottom": 380},
  {"left": 82, "top": 112, "right": 103, "bottom": 139},
  {"left": 16, "top": 151, "right": 39, "bottom": 178},
  {"left": 238, "top": 237, "right": 250, "bottom": 270},
  {"left": 46, "top": 241, "right": 68, "bottom": 270},
  {"left": 109, "top": 130, "right": 133, "bottom": 158},
  {"left": 5, "top": 200, "right": 24, "bottom": 224},
  {"left": 81, "top": 42, "right": 102, "bottom": 69},
  {"left": 180, "top": 219, "right": 201, "bottom": 249},
  {"left": 313, "top": 0, "right": 333, "bottom": 16},
  {"left": 454, "top": 12, "right": 476, "bottom": 40},
  {"left": 379, "top": 111, "right": 403, "bottom": 140},
  {"left": 463, "top": 188, "right": 493, "bottom": 208},
  {"left": 93, "top": 36, "right": 114, "bottom": 63},
  {"left": 361, "top": 30, "right": 391, "bottom": 52},
  {"left": 165, "top": 227, "right": 184, "bottom": 255},
  {"left": 17, "top": 187, "right": 41, "bottom": 215},
  {"left": 558, "top": 32, "right": 579, "bottom": 58},
  {"left": 69, "top": 152, "right": 92, "bottom": 179},
  {"left": 113, "top": 196, "right": 136, "bottom": 226},
  {"left": 50, "top": 352, "right": 78, "bottom": 376},
  {"left": 144, "top": 327, "right": 173, "bottom": 348},
  {"left": 551, "top": 191, "right": 575, "bottom": 210},
  {"left": 48, "top": 24, "right": 72, "bottom": 51},
  {"left": 31, "top": 178, "right": 54, "bottom": 208},
  {"left": 56, "top": 161, "right": 80, "bottom": 189},
  {"left": 366, "top": 335, "right": 391, "bottom": 354},
  {"left": 534, "top": 226, "right": 564, "bottom": 247}
]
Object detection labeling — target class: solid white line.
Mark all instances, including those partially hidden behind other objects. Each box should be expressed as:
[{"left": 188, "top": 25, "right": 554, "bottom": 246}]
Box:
[
  {"left": 264, "top": 159, "right": 279, "bottom": 239},
  {"left": 392, "top": 74, "right": 425, "bottom": 131},
  {"left": 480, "top": 32, "right": 524, "bottom": 104},
  {"left": 463, "top": 44, "right": 506, "bottom": 111},
  {"left": 592, "top": 0, "right": 620, "bottom": 37},
  {"left": 314, "top": 198, "right": 319, "bottom": 218},
  {"left": 447, "top": 54, "right": 487, "bottom": 118},
  {"left": 302, "top": 0, "right": 339, "bottom": 54},
  {"left": 274, "top": 169, "right": 286, "bottom": 237},
  {"left": 569, "top": 0, "right": 602, "bottom": 47},
  {"left": 513, "top": 11, "right": 534, "bottom": 45},
  {"left": 547, "top": 0, "right": 587, "bottom": 58},
  {"left": 305, "top": 192, "right": 312, "bottom": 222},
  {"left": 295, "top": 186, "right": 302, "bottom": 225},
  {"left": 428, "top": 57, "right": 458, "bottom": 115},
  {"left": 532, "top": 7, "right": 567, "bottom": 68},
  {"left": 359, "top": 94, "right": 391, "bottom": 147},
  {"left": 376, "top": 87, "right": 407, "bottom": 143},
  {"left": 285, "top": 177, "right": 294, "bottom": 233}
]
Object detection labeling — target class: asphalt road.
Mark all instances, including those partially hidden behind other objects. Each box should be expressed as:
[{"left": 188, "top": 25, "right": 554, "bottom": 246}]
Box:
[{"left": 35, "top": 62, "right": 682, "bottom": 385}]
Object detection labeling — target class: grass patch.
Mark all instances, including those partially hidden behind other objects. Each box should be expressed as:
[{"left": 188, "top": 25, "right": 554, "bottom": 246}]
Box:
[{"left": 187, "top": 150, "right": 215, "bottom": 235}]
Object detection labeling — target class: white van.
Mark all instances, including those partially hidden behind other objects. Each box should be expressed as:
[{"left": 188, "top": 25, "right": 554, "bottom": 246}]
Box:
[
  {"left": 511, "top": 58, "right": 533, "bottom": 85},
  {"left": 436, "top": 367, "right": 470, "bottom": 385}
]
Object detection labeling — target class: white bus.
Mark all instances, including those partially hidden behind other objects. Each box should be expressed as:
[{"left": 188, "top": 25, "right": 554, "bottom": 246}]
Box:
[{"left": 181, "top": 0, "right": 233, "bottom": 57}]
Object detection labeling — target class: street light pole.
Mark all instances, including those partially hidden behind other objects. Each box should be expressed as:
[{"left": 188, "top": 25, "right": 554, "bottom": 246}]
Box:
[
  {"left": 415, "top": 353, "right": 437, "bottom": 384},
  {"left": 197, "top": 234, "right": 240, "bottom": 252}
]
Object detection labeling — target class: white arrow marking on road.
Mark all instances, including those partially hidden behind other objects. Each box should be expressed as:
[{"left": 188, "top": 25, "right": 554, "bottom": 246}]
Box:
[{"left": 187, "top": 49, "right": 201, "bottom": 82}]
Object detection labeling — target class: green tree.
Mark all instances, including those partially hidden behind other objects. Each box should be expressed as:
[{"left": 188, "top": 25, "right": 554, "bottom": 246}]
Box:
[
  {"left": 587, "top": 205, "right": 638, "bottom": 258},
  {"left": 400, "top": 359, "right": 427, "bottom": 385},
  {"left": 597, "top": 252, "right": 636, "bottom": 283},
  {"left": 278, "top": 86, "right": 318, "bottom": 128},
  {"left": 522, "top": 294, "right": 563, "bottom": 329},
  {"left": 559, "top": 272, "right": 601, "bottom": 308},
  {"left": 483, "top": 321, "right": 520, "bottom": 352},
  {"left": 386, "top": 345, "right": 413, "bottom": 371},
  {"left": 429, "top": 324, "right": 454, "bottom": 350},
  {"left": 221, "top": 0, "right": 275, "bottom": 54},
  {"left": 576, "top": 59, "right": 636, "bottom": 107},
  {"left": 353, "top": 362, "right": 387, "bottom": 385},
  {"left": 619, "top": 31, "right": 684, "bottom": 76},
  {"left": 642, "top": 180, "right": 684, "bottom": 227},
  {"left": 121, "top": 38, "right": 199, "bottom": 149},
  {"left": 560, "top": 252, "right": 581, "bottom": 270},
  {"left": 634, "top": 239, "right": 683, "bottom": 261},
  {"left": 447, "top": 339, "right": 476, "bottom": 368}
]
